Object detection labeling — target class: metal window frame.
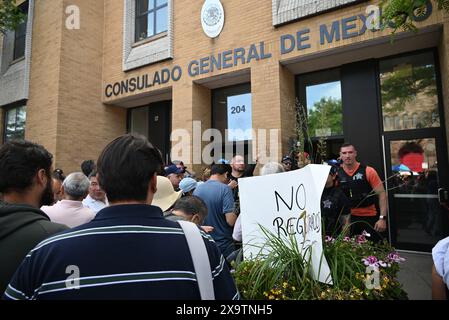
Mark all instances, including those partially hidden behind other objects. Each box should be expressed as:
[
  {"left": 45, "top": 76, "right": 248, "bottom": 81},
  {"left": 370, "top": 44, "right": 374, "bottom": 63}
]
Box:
[
  {"left": 2, "top": 101, "right": 27, "bottom": 143},
  {"left": 12, "top": 1, "right": 29, "bottom": 61},
  {"left": 135, "top": 0, "right": 168, "bottom": 41}
]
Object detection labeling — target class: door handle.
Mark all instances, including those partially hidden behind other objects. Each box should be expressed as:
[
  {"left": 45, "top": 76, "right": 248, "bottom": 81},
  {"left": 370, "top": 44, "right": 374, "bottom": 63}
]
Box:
[{"left": 438, "top": 188, "right": 448, "bottom": 204}]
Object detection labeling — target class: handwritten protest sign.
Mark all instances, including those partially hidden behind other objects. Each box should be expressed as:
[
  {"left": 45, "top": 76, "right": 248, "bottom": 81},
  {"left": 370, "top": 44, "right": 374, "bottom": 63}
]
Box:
[{"left": 238, "top": 164, "right": 333, "bottom": 284}]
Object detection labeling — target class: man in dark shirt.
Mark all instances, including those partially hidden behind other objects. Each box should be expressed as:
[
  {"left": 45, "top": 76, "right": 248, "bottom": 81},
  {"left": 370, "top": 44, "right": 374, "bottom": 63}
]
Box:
[
  {"left": 228, "top": 155, "right": 257, "bottom": 215},
  {"left": 0, "top": 141, "right": 68, "bottom": 294}
]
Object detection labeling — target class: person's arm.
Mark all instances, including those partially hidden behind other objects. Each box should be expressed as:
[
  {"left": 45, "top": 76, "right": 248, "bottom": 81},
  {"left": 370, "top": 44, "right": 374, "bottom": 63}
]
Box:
[
  {"left": 374, "top": 183, "right": 388, "bottom": 232},
  {"left": 223, "top": 186, "right": 237, "bottom": 227},
  {"left": 232, "top": 215, "right": 242, "bottom": 242},
  {"left": 200, "top": 226, "right": 214, "bottom": 233},
  {"left": 225, "top": 212, "right": 238, "bottom": 227},
  {"left": 367, "top": 167, "right": 388, "bottom": 233},
  {"left": 244, "top": 154, "right": 259, "bottom": 177},
  {"left": 228, "top": 179, "right": 238, "bottom": 190},
  {"left": 432, "top": 264, "right": 448, "bottom": 300},
  {"left": 252, "top": 153, "right": 265, "bottom": 176},
  {"left": 375, "top": 184, "right": 388, "bottom": 216},
  {"left": 252, "top": 160, "right": 263, "bottom": 176}
]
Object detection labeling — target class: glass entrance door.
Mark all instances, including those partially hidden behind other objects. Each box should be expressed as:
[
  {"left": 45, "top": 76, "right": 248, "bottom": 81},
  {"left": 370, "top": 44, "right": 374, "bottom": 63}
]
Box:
[
  {"left": 384, "top": 134, "right": 449, "bottom": 252},
  {"left": 129, "top": 101, "right": 172, "bottom": 164},
  {"left": 379, "top": 50, "right": 449, "bottom": 251},
  {"left": 297, "top": 68, "right": 344, "bottom": 163}
]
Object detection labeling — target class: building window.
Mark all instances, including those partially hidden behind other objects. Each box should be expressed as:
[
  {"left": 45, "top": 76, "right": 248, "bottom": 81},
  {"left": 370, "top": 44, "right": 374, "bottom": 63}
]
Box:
[
  {"left": 305, "top": 80, "right": 343, "bottom": 138},
  {"left": 297, "top": 68, "right": 344, "bottom": 162},
  {"left": 213, "top": 83, "right": 252, "bottom": 143},
  {"left": 298, "top": 69, "right": 343, "bottom": 139},
  {"left": 212, "top": 83, "right": 253, "bottom": 161},
  {"left": 384, "top": 116, "right": 392, "bottom": 130},
  {"left": 380, "top": 51, "right": 440, "bottom": 131},
  {"left": 4, "top": 106, "right": 26, "bottom": 142},
  {"left": 412, "top": 113, "right": 419, "bottom": 127},
  {"left": 135, "top": 0, "right": 168, "bottom": 42},
  {"left": 123, "top": 0, "right": 173, "bottom": 71},
  {"left": 394, "top": 116, "right": 401, "bottom": 130},
  {"left": 272, "top": 0, "right": 362, "bottom": 26},
  {"left": 13, "top": 1, "right": 29, "bottom": 61},
  {"left": 403, "top": 114, "right": 410, "bottom": 129}
]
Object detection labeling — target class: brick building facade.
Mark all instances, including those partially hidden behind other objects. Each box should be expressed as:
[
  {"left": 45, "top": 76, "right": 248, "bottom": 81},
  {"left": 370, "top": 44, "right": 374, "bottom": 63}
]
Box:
[{"left": 1, "top": 0, "right": 449, "bottom": 249}]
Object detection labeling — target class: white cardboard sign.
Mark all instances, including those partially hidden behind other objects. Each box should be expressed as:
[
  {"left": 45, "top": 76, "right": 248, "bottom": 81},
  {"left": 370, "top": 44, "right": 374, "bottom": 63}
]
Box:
[{"left": 238, "top": 164, "right": 333, "bottom": 284}]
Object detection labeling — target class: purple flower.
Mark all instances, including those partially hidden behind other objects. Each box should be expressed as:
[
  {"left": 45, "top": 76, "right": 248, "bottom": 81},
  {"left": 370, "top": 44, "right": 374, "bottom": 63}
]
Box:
[
  {"left": 325, "top": 236, "right": 335, "bottom": 243},
  {"left": 356, "top": 235, "right": 368, "bottom": 244},
  {"left": 362, "top": 256, "right": 392, "bottom": 269},
  {"left": 362, "top": 256, "right": 378, "bottom": 266},
  {"left": 386, "top": 252, "right": 406, "bottom": 263}
]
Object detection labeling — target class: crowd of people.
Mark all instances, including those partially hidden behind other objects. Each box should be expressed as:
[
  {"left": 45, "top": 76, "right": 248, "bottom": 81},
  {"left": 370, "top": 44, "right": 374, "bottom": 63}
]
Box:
[{"left": 0, "top": 135, "right": 448, "bottom": 300}]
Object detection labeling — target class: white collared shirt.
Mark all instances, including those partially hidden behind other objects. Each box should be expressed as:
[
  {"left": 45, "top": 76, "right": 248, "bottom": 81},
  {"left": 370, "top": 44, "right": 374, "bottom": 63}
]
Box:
[{"left": 82, "top": 194, "right": 108, "bottom": 214}]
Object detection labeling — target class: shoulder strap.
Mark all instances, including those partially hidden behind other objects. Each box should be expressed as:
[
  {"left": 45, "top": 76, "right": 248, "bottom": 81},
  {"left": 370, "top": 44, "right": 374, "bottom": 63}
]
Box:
[
  {"left": 178, "top": 221, "right": 215, "bottom": 300},
  {"left": 358, "top": 163, "right": 367, "bottom": 174}
]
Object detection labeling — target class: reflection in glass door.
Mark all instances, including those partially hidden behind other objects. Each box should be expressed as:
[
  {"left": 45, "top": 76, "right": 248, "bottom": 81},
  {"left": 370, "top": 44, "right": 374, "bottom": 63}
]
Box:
[
  {"left": 386, "top": 138, "right": 448, "bottom": 251},
  {"left": 380, "top": 50, "right": 449, "bottom": 251},
  {"left": 380, "top": 51, "right": 440, "bottom": 132},
  {"left": 297, "top": 68, "right": 344, "bottom": 162}
]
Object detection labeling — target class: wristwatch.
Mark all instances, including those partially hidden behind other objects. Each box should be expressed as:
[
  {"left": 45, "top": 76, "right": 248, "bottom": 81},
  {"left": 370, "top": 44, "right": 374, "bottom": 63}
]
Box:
[{"left": 379, "top": 215, "right": 387, "bottom": 220}]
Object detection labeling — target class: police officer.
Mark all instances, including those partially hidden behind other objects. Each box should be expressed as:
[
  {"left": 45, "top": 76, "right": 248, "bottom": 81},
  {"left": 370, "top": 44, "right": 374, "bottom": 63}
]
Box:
[
  {"left": 338, "top": 143, "right": 388, "bottom": 242},
  {"left": 321, "top": 162, "right": 351, "bottom": 236}
]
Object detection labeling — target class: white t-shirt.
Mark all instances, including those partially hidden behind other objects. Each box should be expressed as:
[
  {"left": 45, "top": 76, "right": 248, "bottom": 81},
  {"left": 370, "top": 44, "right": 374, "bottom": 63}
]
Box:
[
  {"left": 432, "top": 236, "right": 449, "bottom": 287},
  {"left": 232, "top": 215, "right": 242, "bottom": 242},
  {"left": 82, "top": 194, "right": 108, "bottom": 214}
]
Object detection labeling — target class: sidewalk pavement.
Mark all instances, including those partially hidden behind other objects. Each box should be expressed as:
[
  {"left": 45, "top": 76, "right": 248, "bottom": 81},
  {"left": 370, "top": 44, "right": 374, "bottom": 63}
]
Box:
[{"left": 397, "top": 251, "right": 433, "bottom": 300}]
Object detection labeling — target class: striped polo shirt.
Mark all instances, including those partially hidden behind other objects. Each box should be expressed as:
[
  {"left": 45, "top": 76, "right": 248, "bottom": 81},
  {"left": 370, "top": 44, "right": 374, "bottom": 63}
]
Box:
[{"left": 3, "top": 204, "right": 239, "bottom": 300}]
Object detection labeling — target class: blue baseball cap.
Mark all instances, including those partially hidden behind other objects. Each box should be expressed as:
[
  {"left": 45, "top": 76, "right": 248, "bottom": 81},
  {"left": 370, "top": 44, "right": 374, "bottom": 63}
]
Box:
[
  {"left": 217, "top": 159, "right": 230, "bottom": 164},
  {"left": 179, "top": 178, "right": 198, "bottom": 193},
  {"left": 165, "top": 165, "right": 183, "bottom": 176}
]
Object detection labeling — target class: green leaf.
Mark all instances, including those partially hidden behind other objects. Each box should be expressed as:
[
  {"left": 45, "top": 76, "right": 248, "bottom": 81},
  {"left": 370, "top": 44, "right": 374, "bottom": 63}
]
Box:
[{"left": 0, "top": 0, "right": 27, "bottom": 35}]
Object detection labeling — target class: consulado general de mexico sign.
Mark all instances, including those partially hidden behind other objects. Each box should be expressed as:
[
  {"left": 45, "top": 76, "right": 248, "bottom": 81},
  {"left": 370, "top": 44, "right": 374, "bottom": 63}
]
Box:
[{"left": 104, "top": 3, "right": 434, "bottom": 99}]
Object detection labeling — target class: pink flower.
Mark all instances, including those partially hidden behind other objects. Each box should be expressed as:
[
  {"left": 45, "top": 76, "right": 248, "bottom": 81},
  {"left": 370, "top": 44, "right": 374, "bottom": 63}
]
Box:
[
  {"left": 343, "top": 237, "right": 351, "bottom": 242},
  {"left": 325, "top": 236, "right": 335, "bottom": 243},
  {"left": 356, "top": 235, "right": 368, "bottom": 244},
  {"left": 362, "top": 256, "right": 378, "bottom": 266},
  {"left": 387, "top": 252, "right": 406, "bottom": 263},
  {"left": 362, "top": 256, "right": 391, "bottom": 269}
]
